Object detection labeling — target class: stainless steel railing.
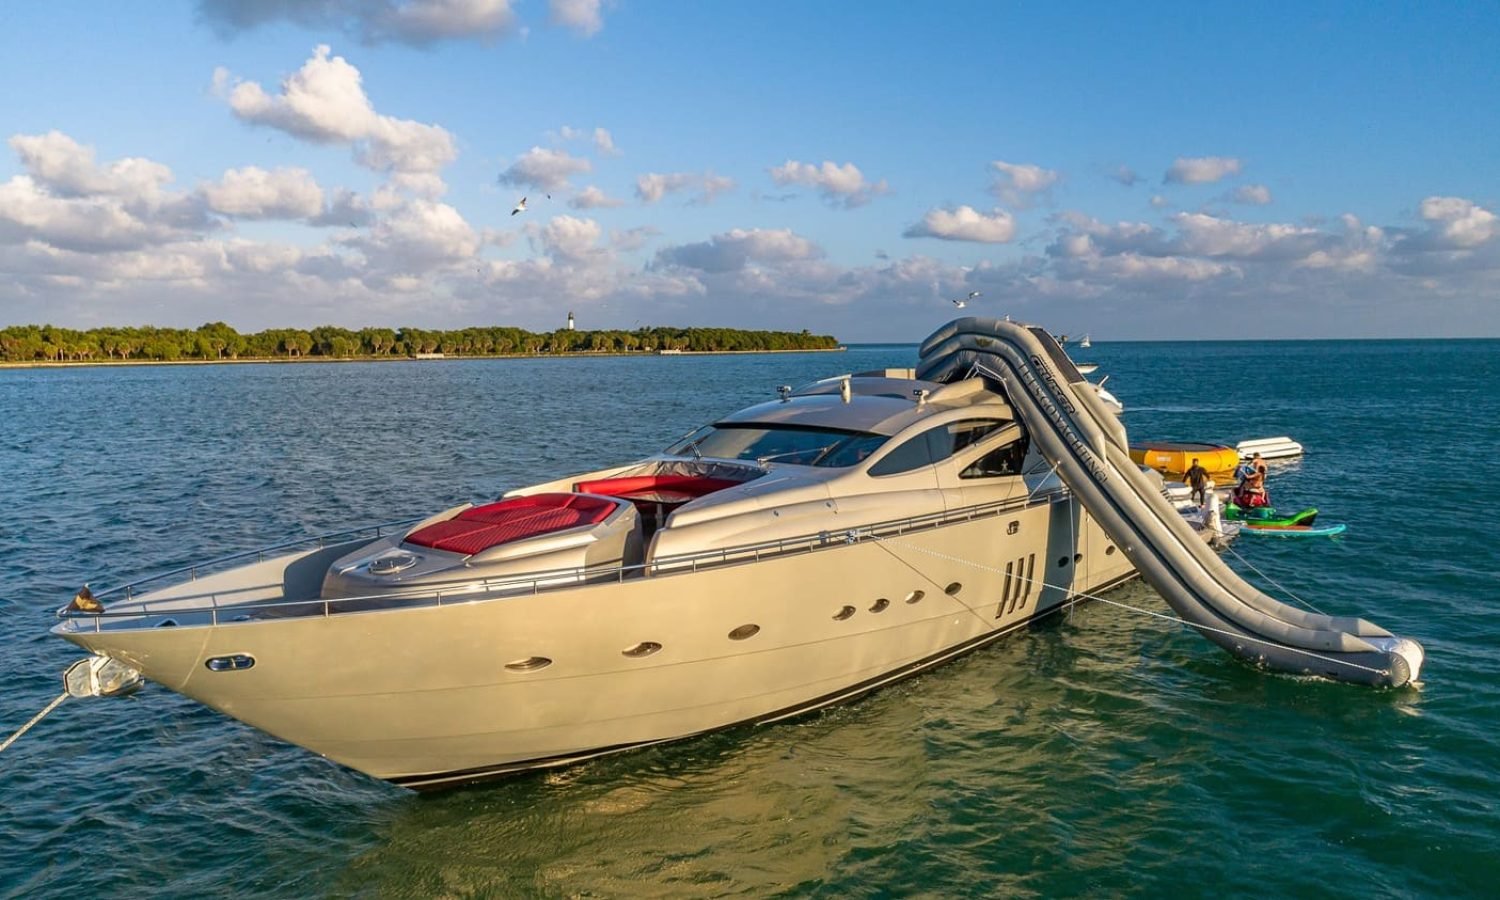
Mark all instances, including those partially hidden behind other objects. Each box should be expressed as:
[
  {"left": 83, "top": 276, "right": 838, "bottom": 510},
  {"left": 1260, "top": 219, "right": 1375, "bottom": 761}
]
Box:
[{"left": 56, "top": 489, "right": 1063, "bottom": 631}]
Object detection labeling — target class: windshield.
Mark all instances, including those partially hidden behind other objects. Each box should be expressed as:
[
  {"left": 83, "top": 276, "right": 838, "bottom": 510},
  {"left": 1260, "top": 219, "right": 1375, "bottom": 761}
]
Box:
[{"left": 667, "top": 424, "right": 888, "bottom": 467}]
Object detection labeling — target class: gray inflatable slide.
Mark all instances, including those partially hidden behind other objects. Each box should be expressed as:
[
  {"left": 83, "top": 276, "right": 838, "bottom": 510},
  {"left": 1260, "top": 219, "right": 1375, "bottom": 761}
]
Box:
[{"left": 917, "top": 318, "right": 1424, "bottom": 688}]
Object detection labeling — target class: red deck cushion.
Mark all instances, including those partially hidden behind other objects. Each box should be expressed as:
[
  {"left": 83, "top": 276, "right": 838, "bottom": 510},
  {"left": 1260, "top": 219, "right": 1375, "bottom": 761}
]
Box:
[
  {"left": 404, "top": 493, "right": 619, "bottom": 556},
  {"left": 573, "top": 474, "right": 741, "bottom": 499}
]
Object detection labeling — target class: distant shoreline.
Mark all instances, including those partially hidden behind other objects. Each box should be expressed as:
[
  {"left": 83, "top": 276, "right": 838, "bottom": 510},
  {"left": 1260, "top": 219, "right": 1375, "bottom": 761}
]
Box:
[{"left": 0, "top": 346, "right": 848, "bottom": 370}]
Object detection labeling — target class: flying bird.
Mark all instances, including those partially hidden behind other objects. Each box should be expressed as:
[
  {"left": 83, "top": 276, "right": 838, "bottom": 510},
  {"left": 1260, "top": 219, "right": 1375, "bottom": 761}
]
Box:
[
  {"left": 951, "top": 290, "right": 981, "bottom": 309},
  {"left": 511, "top": 196, "right": 527, "bottom": 216}
]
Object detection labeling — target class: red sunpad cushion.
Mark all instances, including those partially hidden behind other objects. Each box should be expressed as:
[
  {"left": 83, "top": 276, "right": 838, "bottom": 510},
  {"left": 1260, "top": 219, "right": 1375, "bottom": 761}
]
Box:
[{"left": 405, "top": 493, "right": 618, "bottom": 556}]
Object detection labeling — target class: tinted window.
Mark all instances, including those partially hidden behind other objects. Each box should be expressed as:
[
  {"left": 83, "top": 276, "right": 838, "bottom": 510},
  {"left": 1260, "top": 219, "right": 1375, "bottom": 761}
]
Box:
[
  {"left": 667, "top": 425, "right": 886, "bottom": 467},
  {"left": 816, "top": 433, "right": 889, "bottom": 468},
  {"left": 869, "top": 426, "right": 949, "bottom": 476},
  {"left": 947, "top": 420, "right": 1004, "bottom": 454},
  {"left": 961, "top": 434, "right": 1031, "bottom": 479}
]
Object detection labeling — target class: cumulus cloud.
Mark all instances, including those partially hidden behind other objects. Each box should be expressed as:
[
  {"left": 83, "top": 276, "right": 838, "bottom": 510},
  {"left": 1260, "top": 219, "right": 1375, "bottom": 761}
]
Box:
[
  {"left": 636, "top": 171, "right": 736, "bottom": 205},
  {"left": 497, "top": 146, "right": 591, "bottom": 191},
  {"left": 538, "top": 214, "right": 602, "bottom": 260},
  {"left": 549, "top": 0, "right": 607, "bottom": 37},
  {"left": 200, "top": 166, "right": 325, "bottom": 219},
  {"left": 197, "top": 0, "right": 518, "bottom": 46},
  {"left": 569, "top": 185, "right": 625, "bottom": 209},
  {"left": 216, "top": 45, "right": 457, "bottom": 176},
  {"left": 904, "top": 206, "right": 1017, "bottom": 244},
  {"left": 1418, "top": 196, "right": 1497, "bottom": 248},
  {"left": 593, "top": 127, "right": 620, "bottom": 157},
  {"left": 990, "top": 160, "right": 1059, "bottom": 207},
  {"left": 350, "top": 196, "right": 478, "bottom": 272},
  {"left": 9, "top": 131, "right": 173, "bottom": 203},
  {"left": 653, "top": 228, "right": 822, "bottom": 273},
  {"left": 1164, "top": 155, "right": 1243, "bottom": 184},
  {"left": 0, "top": 132, "right": 215, "bottom": 253},
  {"left": 0, "top": 176, "right": 184, "bottom": 252},
  {"left": 1109, "top": 165, "right": 1140, "bottom": 187},
  {"left": 768, "top": 159, "right": 889, "bottom": 208},
  {"left": 1231, "top": 184, "right": 1273, "bottom": 205}
]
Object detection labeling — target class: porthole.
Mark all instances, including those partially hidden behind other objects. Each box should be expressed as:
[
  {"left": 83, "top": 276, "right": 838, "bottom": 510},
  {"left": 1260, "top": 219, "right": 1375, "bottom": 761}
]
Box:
[
  {"left": 944, "top": 582, "right": 962, "bottom": 596},
  {"left": 833, "top": 605, "right": 856, "bottom": 621},
  {"left": 1106, "top": 545, "right": 1116, "bottom": 556},
  {"left": 205, "top": 654, "right": 254, "bottom": 672},
  {"left": 1057, "top": 556, "right": 1069, "bottom": 568},
  {"left": 1007, "top": 521, "right": 1020, "bottom": 535},
  {"left": 870, "top": 598, "right": 890, "bottom": 613},
  {"left": 1074, "top": 553, "right": 1083, "bottom": 563},
  {"left": 728, "top": 624, "right": 761, "bottom": 641},
  {"left": 622, "top": 641, "right": 662, "bottom": 658},
  {"left": 905, "top": 590, "right": 925, "bottom": 604},
  {"left": 505, "top": 656, "right": 552, "bottom": 672}
]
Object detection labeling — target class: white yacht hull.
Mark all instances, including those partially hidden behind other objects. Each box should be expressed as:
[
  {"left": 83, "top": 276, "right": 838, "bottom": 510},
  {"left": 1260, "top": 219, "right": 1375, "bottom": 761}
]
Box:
[{"left": 62, "top": 497, "right": 1135, "bottom": 789}]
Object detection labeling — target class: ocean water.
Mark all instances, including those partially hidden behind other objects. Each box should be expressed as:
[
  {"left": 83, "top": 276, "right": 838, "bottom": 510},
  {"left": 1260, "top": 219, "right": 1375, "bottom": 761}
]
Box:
[{"left": 2, "top": 338, "right": 1498, "bottom": 898}]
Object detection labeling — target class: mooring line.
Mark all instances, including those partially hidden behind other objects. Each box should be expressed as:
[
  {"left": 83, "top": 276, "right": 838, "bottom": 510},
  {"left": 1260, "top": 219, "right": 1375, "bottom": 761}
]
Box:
[{"left": 0, "top": 693, "right": 68, "bottom": 755}]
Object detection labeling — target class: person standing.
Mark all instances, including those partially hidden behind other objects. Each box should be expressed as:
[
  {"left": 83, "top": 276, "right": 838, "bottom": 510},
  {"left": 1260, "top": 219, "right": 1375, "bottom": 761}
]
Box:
[{"left": 1185, "top": 457, "right": 1211, "bottom": 506}]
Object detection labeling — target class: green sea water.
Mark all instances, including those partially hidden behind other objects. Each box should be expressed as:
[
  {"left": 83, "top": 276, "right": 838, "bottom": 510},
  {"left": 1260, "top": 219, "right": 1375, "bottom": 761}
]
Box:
[{"left": 2, "top": 338, "right": 1497, "bottom": 897}]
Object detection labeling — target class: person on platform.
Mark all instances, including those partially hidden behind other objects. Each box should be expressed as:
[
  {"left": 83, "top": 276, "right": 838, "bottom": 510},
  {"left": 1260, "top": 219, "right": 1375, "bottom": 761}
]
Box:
[{"left": 1184, "top": 457, "right": 1212, "bottom": 506}]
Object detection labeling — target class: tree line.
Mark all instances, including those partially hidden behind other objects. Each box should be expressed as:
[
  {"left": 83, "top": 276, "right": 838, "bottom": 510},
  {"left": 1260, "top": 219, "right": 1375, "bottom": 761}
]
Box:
[{"left": 0, "top": 323, "right": 841, "bottom": 363}]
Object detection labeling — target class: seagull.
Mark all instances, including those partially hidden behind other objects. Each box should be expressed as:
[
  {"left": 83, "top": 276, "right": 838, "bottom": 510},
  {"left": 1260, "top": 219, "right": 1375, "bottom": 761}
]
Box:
[
  {"left": 68, "top": 584, "right": 103, "bottom": 614},
  {"left": 951, "top": 291, "right": 980, "bottom": 309},
  {"left": 511, "top": 196, "right": 527, "bottom": 216}
]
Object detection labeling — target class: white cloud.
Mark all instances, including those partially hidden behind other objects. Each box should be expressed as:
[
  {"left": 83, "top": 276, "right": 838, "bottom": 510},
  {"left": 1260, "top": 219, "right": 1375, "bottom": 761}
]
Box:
[
  {"left": 218, "top": 45, "right": 457, "bottom": 176},
  {"left": 904, "top": 206, "right": 1017, "bottom": 243},
  {"left": 497, "top": 146, "right": 591, "bottom": 191},
  {"left": 197, "top": 0, "right": 518, "bottom": 46},
  {"left": 768, "top": 159, "right": 889, "bottom": 208},
  {"left": 1164, "top": 155, "right": 1243, "bottom": 184},
  {"left": 990, "top": 160, "right": 1059, "bottom": 207},
  {"left": 1419, "top": 196, "right": 1497, "bottom": 248},
  {"left": 1231, "top": 184, "right": 1273, "bottom": 205},
  {"left": 537, "top": 215, "right": 602, "bottom": 261},
  {"left": 593, "top": 127, "right": 620, "bottom": 157},
  {"left": 548, "top": 0, "right": 607, "bottom": 36},
  {"left": 200, "top": 166, "right": 325, "bottom": 219},
  {"left": 569, "top": 185, "right": 625, "bottom": 209},
  {"left": 654, "top": 228, "right": 822, "bottom": 273},
  {"left": 9, "top": 131, "right": 173, "bottom": 203},
  {"left": 1150, "top": 194, "right": 1171, "bottom": 209},
  {"left": 636, "top": 171, "right": 736, "bottom": 205},
  {"left": 1170, "top": 213, "right": 1325, "bottom": 260},
  {"left": 351, "top": 197, "right": 479, "bottom": 273},
  {"left": 1109, "top": 165, "right": 1140, "bottom": 187},
  {"left": 0, "top": 176, "right": 182, "bottom": 252}
]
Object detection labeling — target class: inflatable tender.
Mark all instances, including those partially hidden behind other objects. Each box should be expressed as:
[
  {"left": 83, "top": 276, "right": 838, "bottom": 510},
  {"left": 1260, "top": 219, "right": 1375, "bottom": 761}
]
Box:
[{"left": 1130, "top": 441, "right": 1241, "bottom": 480}]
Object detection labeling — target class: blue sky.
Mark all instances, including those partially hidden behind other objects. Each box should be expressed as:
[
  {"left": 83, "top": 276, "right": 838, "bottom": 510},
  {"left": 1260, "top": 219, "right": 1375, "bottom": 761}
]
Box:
[{"left": 1, "top": 1, "right": 1496, "bottom": 340}]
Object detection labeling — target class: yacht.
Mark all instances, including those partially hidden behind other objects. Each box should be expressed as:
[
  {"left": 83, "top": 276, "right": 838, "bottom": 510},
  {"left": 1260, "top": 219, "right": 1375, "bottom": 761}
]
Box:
[{"left": 52, "top": 319, "right": 1420, "bottom": 790}]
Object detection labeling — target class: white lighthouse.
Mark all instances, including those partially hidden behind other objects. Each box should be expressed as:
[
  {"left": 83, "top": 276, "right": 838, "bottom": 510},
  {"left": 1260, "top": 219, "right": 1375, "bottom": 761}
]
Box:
[{"left": 567, "top": 311, "right": 575, "bottom": 331}]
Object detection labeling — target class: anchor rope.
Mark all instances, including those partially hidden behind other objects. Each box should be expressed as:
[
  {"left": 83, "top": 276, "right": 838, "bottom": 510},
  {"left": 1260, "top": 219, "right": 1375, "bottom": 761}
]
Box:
[
  {"left": 0, "top": 692, "right": 68, "bottom": 756},
  {"left": 869, "top": 534, "right": 1389, "bottom": 678}
]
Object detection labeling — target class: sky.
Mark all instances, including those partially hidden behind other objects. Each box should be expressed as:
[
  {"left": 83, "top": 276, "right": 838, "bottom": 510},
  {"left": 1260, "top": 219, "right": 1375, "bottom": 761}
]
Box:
[{"left": 0, "top": 1, "right": 1496, "bottom": 342}]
